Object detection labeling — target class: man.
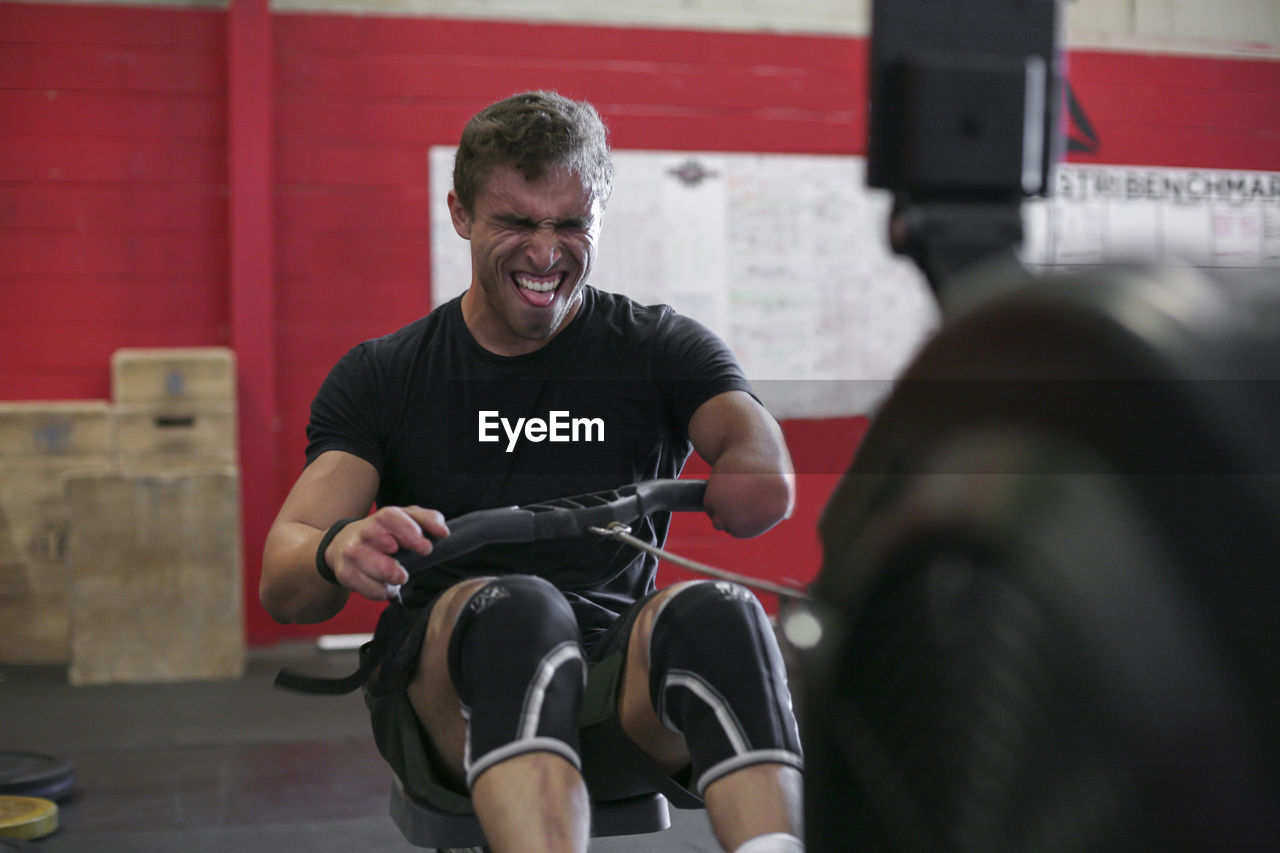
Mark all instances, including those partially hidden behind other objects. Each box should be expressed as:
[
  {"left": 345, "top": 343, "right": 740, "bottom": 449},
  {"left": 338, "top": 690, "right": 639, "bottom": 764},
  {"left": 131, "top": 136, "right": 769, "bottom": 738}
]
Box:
[{"left": 261, "top": 91, "right": 804, "bottom": 853}]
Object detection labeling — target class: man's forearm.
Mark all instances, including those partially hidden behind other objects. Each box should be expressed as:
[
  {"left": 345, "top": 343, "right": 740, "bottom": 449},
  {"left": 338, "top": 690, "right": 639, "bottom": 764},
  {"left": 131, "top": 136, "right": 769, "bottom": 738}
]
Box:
[
  {"left": 260, "top": 520, "right": 350, "bottom": 625},
  {"left": 704, "top": 445, "right": 795, "bottom": 538}
]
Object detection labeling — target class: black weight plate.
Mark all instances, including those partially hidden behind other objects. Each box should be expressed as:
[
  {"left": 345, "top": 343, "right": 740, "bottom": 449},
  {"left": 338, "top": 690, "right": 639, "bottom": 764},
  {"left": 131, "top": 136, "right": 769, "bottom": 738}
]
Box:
[{"left": 0, "top": 754, "right": 75, "bottom": 802}]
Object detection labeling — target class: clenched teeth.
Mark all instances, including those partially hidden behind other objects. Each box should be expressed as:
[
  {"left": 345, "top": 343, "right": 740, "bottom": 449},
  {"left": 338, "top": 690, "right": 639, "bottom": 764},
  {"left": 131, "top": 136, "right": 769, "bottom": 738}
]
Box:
[{"left": 515, "top": 274, "right": 559, "bottom": 293}]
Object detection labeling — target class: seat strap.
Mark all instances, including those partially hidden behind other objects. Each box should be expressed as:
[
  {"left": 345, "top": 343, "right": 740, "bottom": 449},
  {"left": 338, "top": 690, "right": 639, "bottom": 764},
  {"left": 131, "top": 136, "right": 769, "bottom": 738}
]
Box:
[{"left": 273, "top": 600, "right": 408, "bottom": 695}]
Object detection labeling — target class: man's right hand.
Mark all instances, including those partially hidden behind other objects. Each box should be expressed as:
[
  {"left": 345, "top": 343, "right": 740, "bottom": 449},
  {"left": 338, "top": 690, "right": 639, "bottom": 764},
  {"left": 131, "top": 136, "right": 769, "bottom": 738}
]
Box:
[
  {"left": 263, "top": 450, "right": 443, "bottom": 624},
  {"left": 325, "top": 506, "right": 450, "bottom": 602}
]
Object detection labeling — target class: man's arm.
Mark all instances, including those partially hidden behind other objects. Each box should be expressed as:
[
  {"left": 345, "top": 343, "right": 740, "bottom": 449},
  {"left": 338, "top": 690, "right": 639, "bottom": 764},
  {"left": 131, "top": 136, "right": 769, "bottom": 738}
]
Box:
[
  {"left": 687, "top": 390, "right": 795, "bottom": 538},
  {"left": 260, "top": 449, "right": 448, "bottom": 624}
]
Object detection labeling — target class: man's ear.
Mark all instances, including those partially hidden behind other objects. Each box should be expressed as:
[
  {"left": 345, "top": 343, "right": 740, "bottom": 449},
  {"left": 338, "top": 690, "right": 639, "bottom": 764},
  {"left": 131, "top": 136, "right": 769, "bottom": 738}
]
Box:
[{"left": 447, "top": 189, "right": 471, "bottom": 239}]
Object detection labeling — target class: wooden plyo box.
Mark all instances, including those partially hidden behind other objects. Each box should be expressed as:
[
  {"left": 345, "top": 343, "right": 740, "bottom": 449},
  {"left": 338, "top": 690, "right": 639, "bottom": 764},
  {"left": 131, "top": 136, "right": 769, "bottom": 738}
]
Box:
[
  {"left": 0, "top": 402, "right": 113, "bottom": 664},
  {"left": 66, "top": 467, "right": 244, "bottom": 684},
  {"left": 110, "top": 348, "right": 238, "bottom": 470},
  {"left": 110, "top": 347, "right": 236, "bottom": 406},
  {"left": 0, "top": 401, "right": 113, "bottom": 458},
  {"left": 0, "top": 481, "right": 104, "bottom": 665},
  {"left": 113, "top": 404, "right": 238, "bottom": 467}
]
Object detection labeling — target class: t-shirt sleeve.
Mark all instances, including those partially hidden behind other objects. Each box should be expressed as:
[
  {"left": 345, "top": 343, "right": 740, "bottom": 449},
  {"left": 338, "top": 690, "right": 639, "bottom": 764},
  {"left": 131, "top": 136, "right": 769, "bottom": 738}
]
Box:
[
  {"left": 305, "top": 342, "right": 387, "bottom": 473},
  {"left": 651, "top": 311, "right": 757, "bottom": 432}
]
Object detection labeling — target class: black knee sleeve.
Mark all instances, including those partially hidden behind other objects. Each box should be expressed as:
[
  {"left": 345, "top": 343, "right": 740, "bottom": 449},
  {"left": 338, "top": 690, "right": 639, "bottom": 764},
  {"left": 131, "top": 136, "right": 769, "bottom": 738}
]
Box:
[
  {"left": 648, "top": 581, "right": 803, "bottom": 796},
  {"left": 448, "top": 574, "right": 586, "bottom": 789}
]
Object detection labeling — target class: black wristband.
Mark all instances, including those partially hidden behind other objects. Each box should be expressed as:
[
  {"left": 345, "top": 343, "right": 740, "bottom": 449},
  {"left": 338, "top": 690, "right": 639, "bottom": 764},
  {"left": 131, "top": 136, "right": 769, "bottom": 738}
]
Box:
[{"left": 316, "top": 518, "right": 360, "bottom": 586}]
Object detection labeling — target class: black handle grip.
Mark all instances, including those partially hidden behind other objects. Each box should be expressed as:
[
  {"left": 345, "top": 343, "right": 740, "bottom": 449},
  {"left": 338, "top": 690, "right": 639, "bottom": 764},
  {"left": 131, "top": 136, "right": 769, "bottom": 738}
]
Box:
[
  {"left": 397, "top": 479, "right": 707, "bottom": 577},
  {"left": 631, "top": 478, "right": 707, "bottom": 514},
  {"left": 397, "top": 505, "right": 535, "bottom": 575}
]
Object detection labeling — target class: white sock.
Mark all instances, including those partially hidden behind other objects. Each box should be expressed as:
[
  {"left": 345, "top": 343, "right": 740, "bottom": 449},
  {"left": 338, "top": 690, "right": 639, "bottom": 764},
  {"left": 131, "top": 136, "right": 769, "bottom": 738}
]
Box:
[{"left": 733, "top": 832, "right": 804, "bottom": 853}]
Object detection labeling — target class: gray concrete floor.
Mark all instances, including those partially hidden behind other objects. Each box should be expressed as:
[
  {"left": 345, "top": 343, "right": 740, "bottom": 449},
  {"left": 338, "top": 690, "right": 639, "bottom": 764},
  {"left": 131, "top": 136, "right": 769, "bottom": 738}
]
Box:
[{"left": 1, "top": 642, "right": 719, "bottom": 851}]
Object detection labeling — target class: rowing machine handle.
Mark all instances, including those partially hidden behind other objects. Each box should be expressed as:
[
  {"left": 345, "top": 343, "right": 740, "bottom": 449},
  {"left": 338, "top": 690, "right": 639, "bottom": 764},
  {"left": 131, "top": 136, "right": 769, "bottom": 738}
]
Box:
[{"left": 398, "top": 478, "right": 708, "bottom": 576}]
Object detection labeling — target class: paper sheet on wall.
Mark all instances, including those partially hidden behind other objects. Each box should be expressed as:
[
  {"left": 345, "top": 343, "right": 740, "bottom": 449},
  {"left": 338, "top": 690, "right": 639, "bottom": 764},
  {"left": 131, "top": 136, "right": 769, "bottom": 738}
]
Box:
[
  {"left": 431, "top": 149, "right": 1279, "bottom": 419},
  {"left": 1024, "top": 165, "right": 1280, "bottom": 270}
]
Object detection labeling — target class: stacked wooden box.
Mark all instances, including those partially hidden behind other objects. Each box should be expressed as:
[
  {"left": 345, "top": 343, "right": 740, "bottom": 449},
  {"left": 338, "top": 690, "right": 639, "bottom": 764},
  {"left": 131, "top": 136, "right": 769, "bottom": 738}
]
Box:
[
  {"left": 0, "top": 403, "right": 114, "bottom": 664},
  {"left": 110, "top": 347, "right": 239, "bottom": 469},
  {"left": 0, "top": 348, "right": 245, "bottom": 683}
]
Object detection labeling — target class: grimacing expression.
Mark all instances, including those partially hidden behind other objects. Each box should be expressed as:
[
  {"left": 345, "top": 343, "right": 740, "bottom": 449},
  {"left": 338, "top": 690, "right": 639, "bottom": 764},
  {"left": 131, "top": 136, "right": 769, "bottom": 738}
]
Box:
[{"left": 451, "top": 165, "right": 603, "bottom": 354}]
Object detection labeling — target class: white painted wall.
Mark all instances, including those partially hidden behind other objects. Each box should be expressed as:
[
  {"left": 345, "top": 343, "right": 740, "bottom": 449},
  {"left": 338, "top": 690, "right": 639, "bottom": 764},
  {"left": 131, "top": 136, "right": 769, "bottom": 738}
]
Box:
[
  {"left": 266, "top": 0, "right": 872, "bottom": 36},
  {"left": 1071, "top": 0, "right": 1279, "bottom": 55},
  {"left": 14, "top": 0, "right": 1278, "bottom": 56},
  {"left": 266, "top": 0, "right": 1278, "bottom": 56}
]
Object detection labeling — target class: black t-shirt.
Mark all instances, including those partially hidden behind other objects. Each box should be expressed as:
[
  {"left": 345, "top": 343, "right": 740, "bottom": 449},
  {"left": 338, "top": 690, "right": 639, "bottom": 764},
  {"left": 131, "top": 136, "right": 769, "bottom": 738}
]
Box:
[{"left": 306, "top": 285, "right": 753, "bottom": 644}]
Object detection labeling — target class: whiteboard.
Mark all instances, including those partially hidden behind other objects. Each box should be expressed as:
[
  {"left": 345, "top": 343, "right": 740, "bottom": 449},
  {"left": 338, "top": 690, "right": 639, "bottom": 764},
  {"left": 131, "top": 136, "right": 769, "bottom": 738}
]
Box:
[{"left": 431, "top": 149, "right": 1280, "bottom": 418}]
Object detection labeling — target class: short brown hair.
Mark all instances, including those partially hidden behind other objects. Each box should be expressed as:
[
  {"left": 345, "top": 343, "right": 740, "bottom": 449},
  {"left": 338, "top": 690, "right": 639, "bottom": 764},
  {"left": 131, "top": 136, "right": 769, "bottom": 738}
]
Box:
[{"left": 452, "top": 91, "right": 614, "bottom": 213}]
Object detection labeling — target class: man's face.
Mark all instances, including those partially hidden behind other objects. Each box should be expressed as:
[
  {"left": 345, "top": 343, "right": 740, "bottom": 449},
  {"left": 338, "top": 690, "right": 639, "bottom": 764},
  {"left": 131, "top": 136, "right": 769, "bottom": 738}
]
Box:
[{"left": 450, "top": 164, "right": 603, "bottom": 356}]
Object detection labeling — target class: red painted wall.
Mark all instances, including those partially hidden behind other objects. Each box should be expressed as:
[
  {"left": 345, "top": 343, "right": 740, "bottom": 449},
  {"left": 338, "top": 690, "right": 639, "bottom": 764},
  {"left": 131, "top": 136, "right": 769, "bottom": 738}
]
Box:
[
  {"left": 1, "top": 3, "right": 1277, "bottom": 645},
  {"left": 0, "top": 3, "right": 229, "bottom": 400}
]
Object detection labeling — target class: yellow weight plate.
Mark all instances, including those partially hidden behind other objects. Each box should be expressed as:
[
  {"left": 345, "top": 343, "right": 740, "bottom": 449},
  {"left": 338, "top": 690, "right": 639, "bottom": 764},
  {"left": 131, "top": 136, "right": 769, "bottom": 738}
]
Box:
[{"left": 0, "top": 796, "right": 58, "bottom": 840}]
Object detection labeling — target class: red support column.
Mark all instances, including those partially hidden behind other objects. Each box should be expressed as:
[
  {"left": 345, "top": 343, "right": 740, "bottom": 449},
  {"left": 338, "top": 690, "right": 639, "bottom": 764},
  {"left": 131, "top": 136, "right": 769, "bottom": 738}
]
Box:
[{"left": 228, "top": 0, "right": 277, "bottom": 645}]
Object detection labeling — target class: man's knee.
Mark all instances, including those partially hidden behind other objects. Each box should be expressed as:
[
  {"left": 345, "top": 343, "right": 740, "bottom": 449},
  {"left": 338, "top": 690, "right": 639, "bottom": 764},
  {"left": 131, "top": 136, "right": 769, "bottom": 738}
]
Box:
[
  {"left": 646, "top": 580, "right": 804, "bottom": 796},
  {"left": 447, "top": 574, "right": 586, "bottom": 789},
  {"left": 423, "top": 576, "right": 498, "bottom": 654}
]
